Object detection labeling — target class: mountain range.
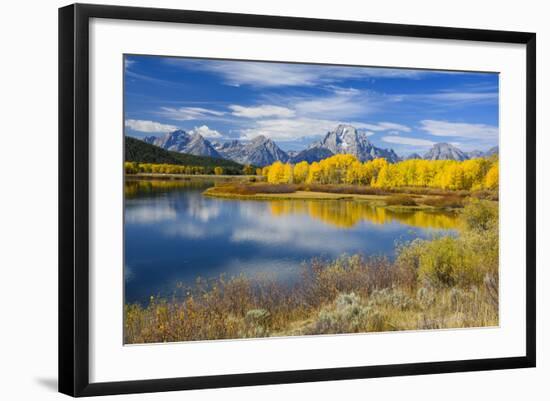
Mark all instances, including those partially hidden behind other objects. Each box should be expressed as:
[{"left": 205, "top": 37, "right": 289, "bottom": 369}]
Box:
[
  {"left": 407, "top": 143, "right": 498, "bottom": 161},
  {"left": 213, "top": 136, "right": 289, "bottom": 166},
  {"left": 423, "top": 143, "right": 469, "bottom": 161},
  {"left": 143, "top": 130, "right": 221, "bottom": 158},
  {"left": 135, "top": 124, "right": 498, "bottom": 166}
]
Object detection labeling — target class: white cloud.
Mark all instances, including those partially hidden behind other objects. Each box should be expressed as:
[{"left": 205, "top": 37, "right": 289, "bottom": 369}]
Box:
[
  {"left": 375, "top": 89, "right": 498, "bottom": 110},
  {"left": 249, "top": 90, "right": 372, "bottom": 121},
  {"left": 189, "top": 125, "right": 223, "bottom": 139},
  {"left": 125, "top": 71, "right": 189, "bottom": 89},
  {"left": 381, "top": 136, "right": 435, "bottom": 147},
  {"left": 124, "top": 119, "right": 177, "bottom": 133},
  {"left": 229, "top": 105, "right": 295, "bottom": 118},
  {"left": 169, "top": 59, "right": 432, "bottom": 88},
  {"left": 124, "top": 59, "right": 135, "bottom": 69},
  {"left": 269, "top": 91, "right": 409, "bottom": 124},
  {"left": 420, "top": 120, "right": 499, "bottom": 139},
  {"left": 375, "top": 122, "right": 412, "bottom": 132},
  {"left": 325, "top": 85, "right": 361, "bottom": 96},
  {"left": 203, "top": 62, "right": 318, "bottom": 87},
  {"left": 159, "top": 106, "right": 225, "bottom": 121},
  {"left": 353, "top": 122, "right": 409, "bottom": 132},
  {"left": 294, "top": 95, "right": 369, "bottom": 119},
  {"left": 239, "top": 118, "right": 337, "bottom": 141},
  {"left": 389, "top": 91, "right": 498, "bottom": 107},
  {"left": 420, "top": 92, "right": 498, "bottom": 102},
  {"left": 238, "top": 118, "right": 405, "bottom": 142},
  {"left": 354, "top": 122, "right": 412, "bottom": 132}
]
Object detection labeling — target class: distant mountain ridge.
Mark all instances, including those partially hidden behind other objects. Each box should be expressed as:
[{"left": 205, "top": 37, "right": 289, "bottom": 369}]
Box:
[
  {"left": 290, "top": 147, "right": 335, "bottom": 163},
  {"left": 214, "top": 135, "right": 289, "bottom": 166},
  {"left": 423, "top": 143, "right": 498, "bottom": 161},
  {"left": 405, "top": 152, "right": 422, "bottom": 160},
  {"left": 424, "top": 143, "right": 469, "bottom": 161},
  {"left": 144, "top": 130, "right": 221, "bottom": 158},
  {"left": 136, "top": 124, "right": 498, "bottom": 166},
  {"left": 485, "top": 146, "right": 499, "bottom": 157},
  {"left": 466, "top": 150, "right": 484, "bottom": 159}
]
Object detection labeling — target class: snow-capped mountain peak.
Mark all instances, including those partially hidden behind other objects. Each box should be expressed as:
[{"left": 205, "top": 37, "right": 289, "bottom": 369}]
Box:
[
  {"left": 216, "top": 135, "right": 288, "bottom": 166},
  {"left": 307, "top": 124, "right": 398, "bottom": 163},
  {"left": 423, "top": 143, "right": 468, "bottom": 161},
  {"left": 141, "top": 129, "right": 221, "bottom": 158}
]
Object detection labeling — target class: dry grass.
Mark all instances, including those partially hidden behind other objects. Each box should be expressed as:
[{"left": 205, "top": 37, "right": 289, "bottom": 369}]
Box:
[
  {"left": 206, "top": 182, "right": 297, "bottom": 195},
  {"left": 385, "top": 195, "right": 418, "bottom": 207},
  {"left": 208, "top": 183, "right": 394, "bottom": 196},
  {"left": 421, "top": 194, "right": 464, "bottom": 208},
  {"left": 125, "top": 254, "right": 498, "bottom": 343},
  {"left": 124, "top": 200, "right": 499, "bottom": 343},
  {"left": 471, "top": 189, "right": 499, "bottom": 201},
  {"left": 204, "top": 182, "right": 498, "bottom": 207}
]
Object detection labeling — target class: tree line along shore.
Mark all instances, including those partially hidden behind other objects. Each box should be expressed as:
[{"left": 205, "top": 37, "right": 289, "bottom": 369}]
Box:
[
  {"left": 259, "top": 154, "right": 498, "bottom": 191},
  {"left": 126, "top": 154, "right": 499, "bottom": 209}
]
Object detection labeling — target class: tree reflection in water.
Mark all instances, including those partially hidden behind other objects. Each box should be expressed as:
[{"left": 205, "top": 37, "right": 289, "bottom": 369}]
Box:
[{"left": 269, "top": 200, "right": 459, "bottom": 230}]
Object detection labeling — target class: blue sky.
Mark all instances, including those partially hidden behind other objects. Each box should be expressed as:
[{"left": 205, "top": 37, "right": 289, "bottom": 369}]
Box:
[{"left": 124, "top": 55, "right": 499, "bottom": 156}]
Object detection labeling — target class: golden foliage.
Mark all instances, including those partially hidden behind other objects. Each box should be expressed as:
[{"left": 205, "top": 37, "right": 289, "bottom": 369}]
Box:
[
  {"left": 125, "top": 161, "right": 207, "bottom": 175},
  {"left": 260, "top": 155, "right": 499, "bottom": 191},
  {"left": 484, "top": 164, "right": 499, "bottom": 190}
]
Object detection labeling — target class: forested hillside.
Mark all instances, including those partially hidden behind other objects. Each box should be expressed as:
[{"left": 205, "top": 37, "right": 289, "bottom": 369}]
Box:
[{"left": 125, "top": 136, "right": 245, "bottom": 174}]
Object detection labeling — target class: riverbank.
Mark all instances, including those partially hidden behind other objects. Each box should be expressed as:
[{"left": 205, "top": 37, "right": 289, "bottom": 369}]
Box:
[
  {"left": 124, "top": 199, "right": 499, "bottom": 344},
  {"left": 127, "top": 173, "right": 259, "bottom": 182},
  {"left": 203, "top": 182, "right": 496, "bottom": 210}
]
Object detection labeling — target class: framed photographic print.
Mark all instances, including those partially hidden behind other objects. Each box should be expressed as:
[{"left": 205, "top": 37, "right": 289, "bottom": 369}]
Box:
[{"left": 59, "top": 3, "right": 536, "bottom": 397}]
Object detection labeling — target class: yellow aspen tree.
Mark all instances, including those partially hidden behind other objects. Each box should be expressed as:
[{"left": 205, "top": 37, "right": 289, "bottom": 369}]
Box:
[
  {"left": 484, "top": 163, "right": 499, "bottom": 189},
  {"left": 293, "top": 161, "right": 309, "bottom": 184},
  {"left": 267, "top": 161, "right": 286, "bottom": 183},
  {"left": 282, "top": 163, "right": 294, "bottom": 183},
  {"left": 374, "top": 164, "right": 392, "bottom": 188},
  {"left": 370, "top": 158, "right": 388, "bottom": 183},
  {"left": 306, "top": 162, "right": 322, "bottom": 184},
  {"left": 361, "top": 161, "right": 375, "bottom": 185},
  {"left": 344, "top": 160, "right": 361, "bottom": 184}
]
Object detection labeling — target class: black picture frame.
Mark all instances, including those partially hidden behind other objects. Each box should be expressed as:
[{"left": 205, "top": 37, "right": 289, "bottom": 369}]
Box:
[{"left": 59, "top": 3, "right": 536, "bottom": 397}]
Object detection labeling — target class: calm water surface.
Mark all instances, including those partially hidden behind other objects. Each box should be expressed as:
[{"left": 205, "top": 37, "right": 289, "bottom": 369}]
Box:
[{"left": 124, "top": 180, "right": 458, "bottom": 305}]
